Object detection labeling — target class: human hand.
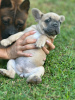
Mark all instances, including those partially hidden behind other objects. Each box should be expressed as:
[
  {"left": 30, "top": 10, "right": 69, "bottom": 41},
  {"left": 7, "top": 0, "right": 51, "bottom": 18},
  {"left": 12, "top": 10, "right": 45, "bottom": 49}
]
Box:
[
  {"left": 6, "top": 31, "right": 37, "bottom": 59},
  {"left": 42, "top": 39, "right": 55, "bottom": 55}
]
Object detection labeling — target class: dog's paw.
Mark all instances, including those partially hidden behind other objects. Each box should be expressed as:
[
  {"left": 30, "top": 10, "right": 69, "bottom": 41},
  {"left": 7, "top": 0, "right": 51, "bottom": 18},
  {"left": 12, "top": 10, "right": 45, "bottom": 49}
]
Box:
[
  {"left": 1, "top": 39, "right": 11, "bottom": 47},
  {"left": 0, "top": 69, "right": 15, "bottom": 78},
  {"left": 35, "top": 39, "right": 46, "bottom": 48},
  {"left": 27, "top": 76, "right": 42, "bottom": 84}
]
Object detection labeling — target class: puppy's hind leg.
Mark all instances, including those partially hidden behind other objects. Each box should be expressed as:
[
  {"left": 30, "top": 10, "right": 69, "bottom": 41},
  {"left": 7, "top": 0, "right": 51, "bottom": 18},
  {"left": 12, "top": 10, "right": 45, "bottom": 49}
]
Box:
[
  {"left": 26, "top": 66, "right": 45, "bottom": 84},
  {"left": 0, "top": 59, "right": 16, "bottom": 78}
]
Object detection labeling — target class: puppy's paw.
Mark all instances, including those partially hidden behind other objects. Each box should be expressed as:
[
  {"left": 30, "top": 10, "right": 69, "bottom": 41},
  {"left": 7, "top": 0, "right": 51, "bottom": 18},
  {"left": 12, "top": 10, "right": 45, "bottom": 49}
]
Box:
[
  {"left": 0, "top": 69, "right": 15, "bottom": 78},
  {"left": 1, "top": 39, "right": 11, "bottom": 47},
  {"left": 0, "top": 70, "right": 5, "bottom": 76},
  {"left": 35, "top": 39, "right": 46, "bottom": 48},
  {"left": 27, "top": 76, "right": 42, "bottom": 84}
]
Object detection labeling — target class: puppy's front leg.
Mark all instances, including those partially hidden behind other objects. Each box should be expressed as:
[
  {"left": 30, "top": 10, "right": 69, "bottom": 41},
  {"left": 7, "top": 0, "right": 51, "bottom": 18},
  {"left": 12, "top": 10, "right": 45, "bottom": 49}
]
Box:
[
  {"left": 1, "top": 32, "right": 24, "bottom": 47},
  {"left": 36, "top": 35, "right": 48, "bottom": 48}
]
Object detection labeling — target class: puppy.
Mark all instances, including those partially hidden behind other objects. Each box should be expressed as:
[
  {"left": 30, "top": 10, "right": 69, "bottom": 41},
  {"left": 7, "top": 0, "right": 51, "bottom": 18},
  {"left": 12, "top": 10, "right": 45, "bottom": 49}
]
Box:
[
  {"left": 0, "top": 8, "right": 65, "bottom": 84},
  {"left": 0, "top": 0, "right": 30, "bottom": 39}
]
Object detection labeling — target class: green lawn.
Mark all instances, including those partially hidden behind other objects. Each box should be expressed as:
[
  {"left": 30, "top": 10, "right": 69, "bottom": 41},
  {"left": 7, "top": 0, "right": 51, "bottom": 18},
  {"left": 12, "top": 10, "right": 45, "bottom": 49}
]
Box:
[{"left": 0, "top": 0, "right": 75, "bottom": 100}]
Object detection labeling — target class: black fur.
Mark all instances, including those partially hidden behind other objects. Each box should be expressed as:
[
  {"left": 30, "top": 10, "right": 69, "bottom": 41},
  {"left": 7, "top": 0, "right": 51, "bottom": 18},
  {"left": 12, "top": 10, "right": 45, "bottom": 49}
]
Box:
[{"left": 1, "top": 0, "right": 12, "bottom": 9}]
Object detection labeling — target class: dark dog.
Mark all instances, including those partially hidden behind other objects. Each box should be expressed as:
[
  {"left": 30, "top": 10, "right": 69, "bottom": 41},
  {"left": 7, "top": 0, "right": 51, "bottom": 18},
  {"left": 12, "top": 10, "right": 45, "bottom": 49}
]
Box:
[{"left": 0, "top": 0, "right": 30, "bottom": 39}]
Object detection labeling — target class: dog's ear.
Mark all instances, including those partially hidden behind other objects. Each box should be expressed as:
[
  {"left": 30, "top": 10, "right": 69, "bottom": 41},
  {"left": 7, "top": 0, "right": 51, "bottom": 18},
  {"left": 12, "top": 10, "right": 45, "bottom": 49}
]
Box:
[
  {"left": 20, "top": 0, "right": 30, "bottom": 12},
  {"left": 60, "top": 15, "right": 65, "bottom": 22},
  {"left": 32, "top": 8, "right": 44, "bottom": 22},
  {"left": 1, "top": 0, "right": 12, "bottom": 8}
]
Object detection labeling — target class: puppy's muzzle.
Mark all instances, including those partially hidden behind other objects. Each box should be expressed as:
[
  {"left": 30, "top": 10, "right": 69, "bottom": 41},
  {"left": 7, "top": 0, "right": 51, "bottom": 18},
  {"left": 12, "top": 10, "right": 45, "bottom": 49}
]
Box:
[
  {"left": 43, "top": 23, "right": 60, "bottom": 36},
  {"left": 52, "top": 22, "right": 58, "bottom": 27}
]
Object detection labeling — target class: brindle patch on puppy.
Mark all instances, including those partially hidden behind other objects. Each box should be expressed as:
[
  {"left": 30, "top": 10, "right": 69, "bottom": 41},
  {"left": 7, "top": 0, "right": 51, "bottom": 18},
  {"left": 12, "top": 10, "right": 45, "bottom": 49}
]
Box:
[
  {"left": 0, "top": 8, "right": 65, "bottom": 84},
  {"left": 0, "top": 0, "right": 30, "bottom": 39}
]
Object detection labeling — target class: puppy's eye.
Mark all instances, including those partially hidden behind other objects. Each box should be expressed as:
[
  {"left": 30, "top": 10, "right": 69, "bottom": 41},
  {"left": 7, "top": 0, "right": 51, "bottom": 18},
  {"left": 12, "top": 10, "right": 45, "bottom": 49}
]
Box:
[
  {"left": 60, "top": 22, "right": 61, "bottom": 24},
  {"left": 58, "top": 20, "right": 61, "bottom": 25},
  {"left": 45, "top": 17, "right": 51, "bottom": 23}
]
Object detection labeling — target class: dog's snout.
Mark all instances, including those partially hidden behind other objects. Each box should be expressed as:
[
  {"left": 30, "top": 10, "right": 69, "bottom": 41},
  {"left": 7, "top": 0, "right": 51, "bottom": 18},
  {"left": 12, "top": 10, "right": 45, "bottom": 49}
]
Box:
[
  {"left": 8, "top": 26, "right": 17, "bottom": 36},
  {"left": 52, "top": 22, "right": 58, "bottom": 27},
  {"left": 1, "top": 25, "right": 18, "bottom": 39}
]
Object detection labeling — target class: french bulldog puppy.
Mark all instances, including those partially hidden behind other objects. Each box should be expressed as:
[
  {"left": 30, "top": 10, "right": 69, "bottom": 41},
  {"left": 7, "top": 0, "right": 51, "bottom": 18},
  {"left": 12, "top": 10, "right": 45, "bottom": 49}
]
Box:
[{"left": 0, "top": 8, "right": 65, "bottom": 84}]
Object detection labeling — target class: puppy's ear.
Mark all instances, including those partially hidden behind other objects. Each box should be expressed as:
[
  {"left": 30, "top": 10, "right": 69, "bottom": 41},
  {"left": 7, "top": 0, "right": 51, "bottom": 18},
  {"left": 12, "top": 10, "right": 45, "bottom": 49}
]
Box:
[
  {"left": 20, "top": 0, "right": 30, "bottom": 13},
  {"left": 32, "top": 8, "right": 44, "bottom": 22},
  {"left": 60, "top": 15, "right": 65, "bottom": 22},
  {"left": 1, "top": 0, "right": 12, "bottom": 8}
]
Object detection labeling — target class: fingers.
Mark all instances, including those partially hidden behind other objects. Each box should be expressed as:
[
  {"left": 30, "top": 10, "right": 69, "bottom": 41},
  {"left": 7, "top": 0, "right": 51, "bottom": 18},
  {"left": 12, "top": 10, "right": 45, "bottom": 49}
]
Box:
[
  {"left": 50, "top": 38, "right": 54, "bottom": 43},
  {"left": 22, "top": 39, "right": 37, "bottom": 45},
  {"left": 17, "top": 30, "right": 36, "bottom": 45},
  {"left": 42, "top": 40, "right": 55, "bottom": 55},
  {"left": 16, "top": 44, "right": 36, "bottom": 57},
  {"left": 19, "top": 45, "right": 36, "bottom": 51},
  {"left": 17, "top": 51, "right": 32, "bottom": 57},
  {"left": 6, "top": 30, "right": 37, "bottom": 59},
  {"left": 42, "top": 47, "right": 49, "bottom": 55},
  {"left": 20, "top": 30, "right": 36, "bottom": 40},
  {"left": 46, "top": 40, "right": 55, "bottom": 50}
]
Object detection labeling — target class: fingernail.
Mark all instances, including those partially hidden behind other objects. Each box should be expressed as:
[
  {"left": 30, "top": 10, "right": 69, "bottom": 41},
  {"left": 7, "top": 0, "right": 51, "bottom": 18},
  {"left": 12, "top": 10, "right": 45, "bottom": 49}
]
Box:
[
  {"left": 29, "top": 54, "right": 33, "bottom": 57},
  {"left": 32, "top": 30, "right": 36, "bottom": 33},
  {"left": 47, "top": 40, "right": 50, "bottom": 43},
  {"left": 43, "top": 58, "right": 46, "bottom": 61}
]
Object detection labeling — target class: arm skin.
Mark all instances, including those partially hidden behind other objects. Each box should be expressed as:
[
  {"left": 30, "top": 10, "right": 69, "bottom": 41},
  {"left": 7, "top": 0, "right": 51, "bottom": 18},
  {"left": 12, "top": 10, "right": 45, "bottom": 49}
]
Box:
[{"left": 0, "top": 48, "right": 9, "bottom": 59}]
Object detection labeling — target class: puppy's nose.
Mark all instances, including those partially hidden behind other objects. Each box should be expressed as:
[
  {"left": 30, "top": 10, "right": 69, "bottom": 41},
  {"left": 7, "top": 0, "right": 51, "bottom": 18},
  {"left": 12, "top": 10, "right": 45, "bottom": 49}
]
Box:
[{"left": 52, "top": 22, "right": 58, "bottom": 27}]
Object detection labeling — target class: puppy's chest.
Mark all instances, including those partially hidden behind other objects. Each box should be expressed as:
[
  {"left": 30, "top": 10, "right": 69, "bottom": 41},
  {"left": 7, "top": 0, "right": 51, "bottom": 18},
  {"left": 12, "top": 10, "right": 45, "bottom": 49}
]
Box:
[{"left": 26, "top": 31, "right": 41, "bottom": 40}]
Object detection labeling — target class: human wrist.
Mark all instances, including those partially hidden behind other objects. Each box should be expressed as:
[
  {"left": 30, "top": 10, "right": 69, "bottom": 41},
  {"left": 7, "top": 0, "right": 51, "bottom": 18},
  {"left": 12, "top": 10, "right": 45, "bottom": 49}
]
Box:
[
  {"left": 5, "top": 47, "right": 11, "bottom": 59},
  {"left": 6, "top": 46, "right": 15, "bottom": 59},
  {"left": 0, "top": 48, "right": 10, "bottom": 59}
]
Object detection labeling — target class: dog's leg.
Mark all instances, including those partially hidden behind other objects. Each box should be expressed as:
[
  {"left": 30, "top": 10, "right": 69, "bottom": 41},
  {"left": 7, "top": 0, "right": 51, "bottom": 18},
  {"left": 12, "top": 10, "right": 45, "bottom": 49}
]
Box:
[
  {"left": 0, "top": 59, "right": 16, "bottom": 78},
  {"left": 1, "top": 32, "right": 24, "bottom": 47},
  {"left": 36, "top": 35, "right": 49, "bottom": 48},
  {"left": 26, "top": 66, "right": 45, "bottom": 84}
]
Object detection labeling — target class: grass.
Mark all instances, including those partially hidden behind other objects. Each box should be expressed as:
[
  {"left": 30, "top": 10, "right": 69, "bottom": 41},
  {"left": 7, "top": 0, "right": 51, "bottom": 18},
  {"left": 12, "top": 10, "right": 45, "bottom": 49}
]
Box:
[{"left": 0, "top": 0, "right": 75, "bottom": 100}]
